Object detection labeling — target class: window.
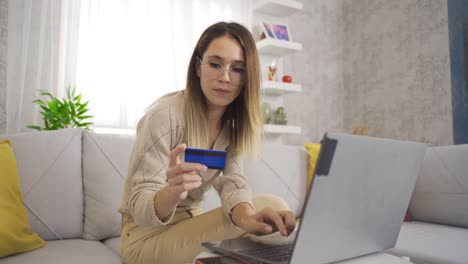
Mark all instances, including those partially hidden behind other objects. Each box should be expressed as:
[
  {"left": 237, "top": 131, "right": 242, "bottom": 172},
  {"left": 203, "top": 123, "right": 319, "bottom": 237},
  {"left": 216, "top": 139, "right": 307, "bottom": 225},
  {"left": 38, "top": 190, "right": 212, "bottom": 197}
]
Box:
[{"left": 75, "top": 0, "right": 252, "bottom": 130}]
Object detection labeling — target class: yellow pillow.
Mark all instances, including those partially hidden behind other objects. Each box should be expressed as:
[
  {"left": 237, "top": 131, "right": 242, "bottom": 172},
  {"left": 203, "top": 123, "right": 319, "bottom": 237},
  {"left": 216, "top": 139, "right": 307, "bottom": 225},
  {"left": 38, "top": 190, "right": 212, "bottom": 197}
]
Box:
[
  {"left": 304, "top": 142, "right": 321, "bottom": 192},
  {"left": 0, "top": 140, "right": 46, "bottom": 257}
]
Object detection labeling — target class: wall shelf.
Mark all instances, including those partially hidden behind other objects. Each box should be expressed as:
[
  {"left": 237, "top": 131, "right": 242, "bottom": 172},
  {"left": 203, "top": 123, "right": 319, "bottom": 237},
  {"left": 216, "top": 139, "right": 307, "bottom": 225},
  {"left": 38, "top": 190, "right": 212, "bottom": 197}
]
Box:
[
  {"left": 254, "top": 0, "right": 303, "bottom": 139},
  {"left": 252, "top": 0, "right": 303, "bottom": 17},
  {"left": 262, "top": 81, "right": 302, "bottom": 95},
  {"left": 264, "top": 124, "right": 301, "bottom": 134},
  {"left": 257, "top": 38, "right": 302, "bottom": 56}
]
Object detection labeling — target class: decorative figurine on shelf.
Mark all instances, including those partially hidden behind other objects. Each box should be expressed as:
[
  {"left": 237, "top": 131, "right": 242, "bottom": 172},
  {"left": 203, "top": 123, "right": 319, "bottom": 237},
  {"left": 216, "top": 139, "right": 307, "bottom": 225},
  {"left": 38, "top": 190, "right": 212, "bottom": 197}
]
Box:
[
  {"left": 282, "top": 75, "right": 292, "bottom": 83},
  {"left": 268, "top": 60, "right": 277, "bottom": 81},
  {"left": 262, "top": 102, "right": 271, "bottom": 124},
  {"left": 274, "top": 107, "right": 287, "bottom": 125}
]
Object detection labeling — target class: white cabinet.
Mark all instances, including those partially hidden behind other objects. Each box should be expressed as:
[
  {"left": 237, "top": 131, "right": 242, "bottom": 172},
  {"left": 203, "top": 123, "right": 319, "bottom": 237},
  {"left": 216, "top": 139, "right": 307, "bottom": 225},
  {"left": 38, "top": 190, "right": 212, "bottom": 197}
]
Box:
[{"left": 252, "top": 0, "right": 303, "bottom": 138}]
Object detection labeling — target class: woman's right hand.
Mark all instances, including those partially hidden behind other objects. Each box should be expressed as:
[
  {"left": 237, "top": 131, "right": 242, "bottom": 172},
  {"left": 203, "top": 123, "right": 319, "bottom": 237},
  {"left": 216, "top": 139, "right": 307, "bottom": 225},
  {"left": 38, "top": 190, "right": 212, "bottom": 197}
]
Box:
[{"left": 166, "top": 144, "right": 207, "bottom": 203}]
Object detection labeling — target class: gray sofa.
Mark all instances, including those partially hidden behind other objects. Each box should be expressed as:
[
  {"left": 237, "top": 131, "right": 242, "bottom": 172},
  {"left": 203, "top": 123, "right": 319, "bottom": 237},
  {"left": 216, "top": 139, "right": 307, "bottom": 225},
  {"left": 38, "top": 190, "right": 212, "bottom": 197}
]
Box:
[
  {"left": 0, "top": 128, "right": 307, "bottom": 264},
  {"left": 387, "top": 145, "right": 468, "bottom": 264},
  {"left": 0, "top": 128, "right": 131, "bottom": 264},
  {"left": 0, "top": 128, "right": 466, "bottom": 264}
]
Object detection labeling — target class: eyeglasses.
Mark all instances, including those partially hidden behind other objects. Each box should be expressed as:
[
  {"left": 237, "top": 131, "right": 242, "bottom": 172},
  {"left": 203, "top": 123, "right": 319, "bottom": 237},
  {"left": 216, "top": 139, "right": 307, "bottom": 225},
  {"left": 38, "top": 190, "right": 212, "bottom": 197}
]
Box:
[{"left": 198, "top": 57, "right": 247, "bottom": 86}]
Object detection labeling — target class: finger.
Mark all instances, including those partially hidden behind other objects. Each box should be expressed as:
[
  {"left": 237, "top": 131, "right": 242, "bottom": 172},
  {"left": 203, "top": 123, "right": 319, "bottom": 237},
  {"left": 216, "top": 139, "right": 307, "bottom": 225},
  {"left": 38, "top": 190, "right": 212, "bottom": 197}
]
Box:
[
  {"left": 246, "top": 219, "right": 273, "bottom": 235},
  {"left": 173, "top": 181, "right": 203, "bottom": 193},
  {"left": 279, "top": 211, "right": 296, "bottom": 235},
  {"left": 166, "top": 162, "right": 205, "bottom": 180},
  {"left": 262, "top": 209, "right": 287, "bottom": 236},
  {"left": 169, "top": 144, "right": 186, "bottom": 168},
  {"left": 168, "top": 174, "right": 202, "bottom": 186},
  {"left": 255, "top": 214, "right": 278, "bottom": 234},
  {"left": 173, "top": 162, "right": 207, "bottom": 175}
]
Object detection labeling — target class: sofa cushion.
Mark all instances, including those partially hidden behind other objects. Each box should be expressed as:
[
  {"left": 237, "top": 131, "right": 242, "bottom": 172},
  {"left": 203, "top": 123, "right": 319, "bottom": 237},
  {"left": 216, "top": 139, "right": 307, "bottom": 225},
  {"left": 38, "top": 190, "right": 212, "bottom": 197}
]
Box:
[
  {"left": 387, "top": 221, "right": 468, "bottom": 264},
  {"left": 0, "top": 129, "right": 84, "bottom": 240},
  {"left": 102, "top": 237, "right": 122, "bottom": 259},
  {"left": 409, "top": 145, "right": 468, "bottom": 228},
  {"left": 82, "top": 131, "right": 135, "bottom": 240},
  {"left": 244, "top": 143, "right": 308, "bottom": 216},
  {"left": 0, "top": 239, "right": 122, "bottom": 264},
  {"left": 0, "top": 140, "right": 46, "bottom": 257}
]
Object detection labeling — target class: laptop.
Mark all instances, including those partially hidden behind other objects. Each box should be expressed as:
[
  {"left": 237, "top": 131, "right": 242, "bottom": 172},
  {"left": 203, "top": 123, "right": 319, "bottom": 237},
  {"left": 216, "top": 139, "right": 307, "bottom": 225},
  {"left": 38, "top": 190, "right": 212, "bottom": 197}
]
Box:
[{"left": 202, "top": 132, "right": 427, "bottom": 264}]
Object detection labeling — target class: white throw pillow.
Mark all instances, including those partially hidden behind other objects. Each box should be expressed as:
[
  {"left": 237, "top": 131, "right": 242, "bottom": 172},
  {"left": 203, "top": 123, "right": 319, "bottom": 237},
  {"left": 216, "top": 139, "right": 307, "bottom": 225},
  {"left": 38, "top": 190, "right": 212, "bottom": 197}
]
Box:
[{"left": 82, "top": 131, "right": 135, "bottom": 240}]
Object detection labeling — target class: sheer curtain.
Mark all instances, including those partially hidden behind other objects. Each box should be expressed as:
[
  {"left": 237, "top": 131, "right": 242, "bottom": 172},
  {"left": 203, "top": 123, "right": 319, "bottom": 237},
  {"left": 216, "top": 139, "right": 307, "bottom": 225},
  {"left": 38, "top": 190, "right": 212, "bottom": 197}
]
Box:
[
  {"left": 6, "top": 0, "right": 81, "bottom": 133},
  {"left": 76, "top": 0, "right": 252, "bottom": 131}
]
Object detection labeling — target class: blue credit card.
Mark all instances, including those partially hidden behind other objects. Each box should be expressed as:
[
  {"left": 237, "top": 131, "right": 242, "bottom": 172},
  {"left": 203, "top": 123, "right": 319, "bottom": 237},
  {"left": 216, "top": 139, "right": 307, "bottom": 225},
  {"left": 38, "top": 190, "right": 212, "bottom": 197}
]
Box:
[{"left": 184, "top": 147, "right": 227, "bottom": 170}]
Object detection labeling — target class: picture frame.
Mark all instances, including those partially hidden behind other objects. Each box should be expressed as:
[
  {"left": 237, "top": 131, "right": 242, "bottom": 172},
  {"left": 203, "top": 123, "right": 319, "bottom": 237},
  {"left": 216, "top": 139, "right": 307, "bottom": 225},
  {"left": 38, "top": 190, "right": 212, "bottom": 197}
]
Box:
[
  {"left": 271, "top": 23, "right": 291, "bottom": 41},
  {"left": 260, "top": 21, "right": 276, "bottom": 39}
]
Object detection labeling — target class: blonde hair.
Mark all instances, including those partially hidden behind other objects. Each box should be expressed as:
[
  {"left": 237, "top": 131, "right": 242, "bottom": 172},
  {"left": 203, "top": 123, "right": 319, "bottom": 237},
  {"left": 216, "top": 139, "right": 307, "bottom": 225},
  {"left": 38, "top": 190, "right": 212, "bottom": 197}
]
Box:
[{"left": 183, "top": 22, "right": 262, "bottom": 158}]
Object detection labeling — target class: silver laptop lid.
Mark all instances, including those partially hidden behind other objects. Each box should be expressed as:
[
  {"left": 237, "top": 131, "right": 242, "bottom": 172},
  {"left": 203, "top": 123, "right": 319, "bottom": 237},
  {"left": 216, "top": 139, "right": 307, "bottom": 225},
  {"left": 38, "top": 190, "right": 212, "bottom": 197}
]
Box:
[{"left": 291, "top": 132, "right": 426, "bottom": 264}]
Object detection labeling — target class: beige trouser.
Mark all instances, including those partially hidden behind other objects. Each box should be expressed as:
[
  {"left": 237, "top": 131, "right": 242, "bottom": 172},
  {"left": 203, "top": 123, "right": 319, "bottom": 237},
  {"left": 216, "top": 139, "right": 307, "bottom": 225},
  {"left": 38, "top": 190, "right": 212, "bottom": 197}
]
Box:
[{"left": 121, "top": 194, "right": 290, "bottom": 264}]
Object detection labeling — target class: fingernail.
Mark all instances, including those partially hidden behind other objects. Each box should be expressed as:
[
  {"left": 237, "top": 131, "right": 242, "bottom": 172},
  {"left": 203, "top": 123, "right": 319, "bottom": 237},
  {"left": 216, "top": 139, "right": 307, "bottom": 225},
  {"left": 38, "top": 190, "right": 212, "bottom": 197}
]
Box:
[
  {"left": 201, "top": 166, "right": 208, "bottom": 171},
  {"left": 265, "top": 226, "right": 271, "bottom": 232}
]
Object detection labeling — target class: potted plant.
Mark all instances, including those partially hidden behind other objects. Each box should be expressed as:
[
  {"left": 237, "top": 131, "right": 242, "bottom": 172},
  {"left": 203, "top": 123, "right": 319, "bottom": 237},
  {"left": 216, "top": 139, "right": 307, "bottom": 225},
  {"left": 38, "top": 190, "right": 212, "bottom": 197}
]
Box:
[{"left": 27, "top": 86, "right": 93, "bottom": 131}]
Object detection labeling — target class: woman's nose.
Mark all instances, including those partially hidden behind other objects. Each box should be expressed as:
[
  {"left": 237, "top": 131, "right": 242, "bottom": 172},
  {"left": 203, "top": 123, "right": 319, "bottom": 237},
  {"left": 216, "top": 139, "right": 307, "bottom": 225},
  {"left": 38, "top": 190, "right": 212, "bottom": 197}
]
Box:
[{"left": 218, "top": 68, "right": 231, "bottom": 83}]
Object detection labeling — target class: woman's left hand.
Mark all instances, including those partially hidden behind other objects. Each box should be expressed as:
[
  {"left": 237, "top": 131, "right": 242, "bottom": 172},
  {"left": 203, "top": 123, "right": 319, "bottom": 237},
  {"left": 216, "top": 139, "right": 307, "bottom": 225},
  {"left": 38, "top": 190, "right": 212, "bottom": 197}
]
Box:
[{"left": 237, "top": 207, "right": 296, "bottom": 237}]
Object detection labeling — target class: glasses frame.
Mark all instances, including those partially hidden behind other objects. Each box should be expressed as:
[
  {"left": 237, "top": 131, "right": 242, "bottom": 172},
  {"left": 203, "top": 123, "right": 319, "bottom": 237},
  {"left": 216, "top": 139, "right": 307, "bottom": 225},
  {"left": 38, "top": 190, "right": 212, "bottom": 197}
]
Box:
[{"left": 197, "top": 56, "right": 247, "bottom": 86}]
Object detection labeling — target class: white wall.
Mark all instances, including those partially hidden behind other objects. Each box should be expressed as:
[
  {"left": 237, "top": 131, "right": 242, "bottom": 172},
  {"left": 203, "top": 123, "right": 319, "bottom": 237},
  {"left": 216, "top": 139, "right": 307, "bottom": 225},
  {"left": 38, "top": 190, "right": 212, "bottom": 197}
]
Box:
[
  {"left": 283, "top": 0, "right": 453, "bottom": 146},
  {"left": 342, "top": 1, "right": 452, "bottom": 146},
  {"left": 283, "top": 0, "right": 346, "bottom": 144}
]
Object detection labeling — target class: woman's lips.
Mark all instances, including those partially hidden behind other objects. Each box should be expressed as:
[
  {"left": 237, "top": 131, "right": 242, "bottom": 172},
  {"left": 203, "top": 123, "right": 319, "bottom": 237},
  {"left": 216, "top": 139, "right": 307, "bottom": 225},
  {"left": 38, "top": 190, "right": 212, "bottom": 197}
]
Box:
[{"left": 213, "top": 88, "right": 230, "bottom": 96}]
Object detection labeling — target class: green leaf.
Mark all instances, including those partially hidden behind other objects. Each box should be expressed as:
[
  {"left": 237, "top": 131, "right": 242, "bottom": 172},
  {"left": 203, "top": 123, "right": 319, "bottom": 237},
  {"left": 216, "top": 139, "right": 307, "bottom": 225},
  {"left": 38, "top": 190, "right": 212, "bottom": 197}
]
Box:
[
  {"left": 47, "top": 101, "right": 58, "bottom": 112},
  {"left": 74, "top": 94, "right": 82, "bottom": 103},
  {"left": 39, "top": 90, "right": 53, "bottom": 97},
  {"left": 32, "top": 99, "right": 45, "bottom": 105},
  {"left": 77, "top": 122, "right": 93, "bottom": 127},
  {"left": 71, "top": 86, "right": 76, "bottom": 98},
  {"left": 44, "top": 113, "right": 55, "bottom": 119},
  {"left": 40, "top": 105, "right": 50, "bottom": 112},
  {"left": 69, "top": 101, "right": 75, "bottom": 114},
  {"left": 27, "top": 125, "right": 42, "bottom": 131},
  {"left": 77, "top": 109, "right": 88, "bottom": 115},
  {"left": 77, "top": 115, "right": 93, "bottom": 120},
  {"left": 66, "top": 86, "right": 72, "bottom": 100},
  {"left": 71, "top": 116, "right": 80, "bottom": 125},
  {"left": 44, "top": 119, "right": 51, "bottom": 129}
]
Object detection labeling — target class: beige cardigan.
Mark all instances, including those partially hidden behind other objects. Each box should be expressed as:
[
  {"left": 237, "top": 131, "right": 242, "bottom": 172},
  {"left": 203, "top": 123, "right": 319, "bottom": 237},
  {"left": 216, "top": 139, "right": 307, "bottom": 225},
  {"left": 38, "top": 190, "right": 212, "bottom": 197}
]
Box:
[{"left": 118, "top": 91, "right": 253, "bottom": 227}]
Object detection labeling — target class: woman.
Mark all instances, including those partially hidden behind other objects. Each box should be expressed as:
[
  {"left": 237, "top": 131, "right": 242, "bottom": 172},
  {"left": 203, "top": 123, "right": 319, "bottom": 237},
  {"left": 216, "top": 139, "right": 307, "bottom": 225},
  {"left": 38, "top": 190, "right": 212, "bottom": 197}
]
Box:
[{"left": 119, "top": 22, "right": 296, "bottom": 264}]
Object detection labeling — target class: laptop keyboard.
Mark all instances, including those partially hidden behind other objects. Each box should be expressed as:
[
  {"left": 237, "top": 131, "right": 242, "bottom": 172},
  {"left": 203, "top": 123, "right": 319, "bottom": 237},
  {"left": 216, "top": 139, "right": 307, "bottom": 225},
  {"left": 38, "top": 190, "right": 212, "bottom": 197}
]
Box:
[{"left": 239, "top": 244, "right": 294, "bottom": 262}]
